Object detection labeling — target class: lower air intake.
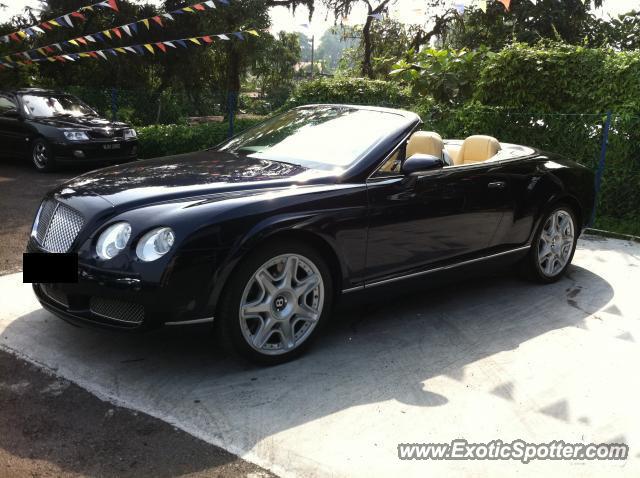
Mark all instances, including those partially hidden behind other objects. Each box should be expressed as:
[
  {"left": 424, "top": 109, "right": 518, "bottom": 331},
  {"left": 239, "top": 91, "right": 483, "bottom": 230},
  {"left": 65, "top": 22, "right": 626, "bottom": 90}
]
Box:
[{"left": 89, "top": 297, "right": 144, "bottom": 325}]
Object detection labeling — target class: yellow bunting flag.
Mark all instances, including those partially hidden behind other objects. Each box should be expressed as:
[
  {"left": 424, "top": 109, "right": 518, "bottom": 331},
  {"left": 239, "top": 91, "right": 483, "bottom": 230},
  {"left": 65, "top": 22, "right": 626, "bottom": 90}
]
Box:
[
  {"left": 188, "top": 37, "right": 201, "bottom": 45},
  {"left": 144, "top": 44, "right": 155, "bottom": 54},
  {"left": 142, "top": 18, "right": 150, "bottom": 29},
  {"left": 246, "top": 30, "right": 260, "bottom": 37}
]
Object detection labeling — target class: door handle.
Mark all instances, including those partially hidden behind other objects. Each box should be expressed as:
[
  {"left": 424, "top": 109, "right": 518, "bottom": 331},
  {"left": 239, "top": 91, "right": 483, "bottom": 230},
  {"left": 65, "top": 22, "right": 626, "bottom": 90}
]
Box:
[{"left": 487, "top": 181, "right": 506, "bottom": 189}]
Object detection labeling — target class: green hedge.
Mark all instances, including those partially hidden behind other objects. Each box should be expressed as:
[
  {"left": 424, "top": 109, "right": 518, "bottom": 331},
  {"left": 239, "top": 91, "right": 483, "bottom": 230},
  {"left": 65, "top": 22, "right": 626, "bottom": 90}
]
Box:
[
  {"left": 137, "top": 119, "right": 261, "bottom": 159},
  {"left": 475, "top": 43, "right": 640, "bottom": 113},
  {"left": 285, "top": 77, "right": 413, "bottom": 109}
]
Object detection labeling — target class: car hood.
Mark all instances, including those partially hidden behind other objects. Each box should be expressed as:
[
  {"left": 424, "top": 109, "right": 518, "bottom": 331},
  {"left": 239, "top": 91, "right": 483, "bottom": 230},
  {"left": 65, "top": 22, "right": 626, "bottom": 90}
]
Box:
[
  {"left": 33, "top": 115, "right": 129, "bottom": 130},
  {"left": 57, "top": 150, "right": 313, "bottom": 208}
]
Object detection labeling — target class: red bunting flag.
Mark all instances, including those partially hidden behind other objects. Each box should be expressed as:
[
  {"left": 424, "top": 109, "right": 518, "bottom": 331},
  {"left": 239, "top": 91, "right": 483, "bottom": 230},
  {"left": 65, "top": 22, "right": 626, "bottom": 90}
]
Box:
[
  {"left": 113, "top": 27, "right": 122, "bottom": 38},
  {"left": 152, "top": 16, "right": 163, "bottom": 26},
  {"left": 0, "top": 0, "right": 116, "bottom": 44},
  {"left": 155, "top": 42, "right": 167, "bottom": 52},
  {"left": 194, "top": 4, "right": 206, "bottom": 11},
  {"left": 202, "top": 36, "right": 213, "bottom": 43}
]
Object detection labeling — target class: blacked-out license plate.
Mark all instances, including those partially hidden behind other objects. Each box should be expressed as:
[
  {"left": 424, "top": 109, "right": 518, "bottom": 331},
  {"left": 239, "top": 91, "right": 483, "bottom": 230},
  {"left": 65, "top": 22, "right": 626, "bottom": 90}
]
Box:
[
  {"left": 23, "top": 253, "right": 78, "bottom": 283},
  {"left": 103, "top": 143, "right": 121, "bottom": 150}
]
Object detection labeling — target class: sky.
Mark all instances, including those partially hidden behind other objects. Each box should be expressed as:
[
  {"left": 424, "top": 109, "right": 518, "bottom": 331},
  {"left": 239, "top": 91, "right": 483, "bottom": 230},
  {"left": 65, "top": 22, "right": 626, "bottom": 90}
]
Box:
[{"left": 1, "top": 0, "right": 639, "bottom": 38}]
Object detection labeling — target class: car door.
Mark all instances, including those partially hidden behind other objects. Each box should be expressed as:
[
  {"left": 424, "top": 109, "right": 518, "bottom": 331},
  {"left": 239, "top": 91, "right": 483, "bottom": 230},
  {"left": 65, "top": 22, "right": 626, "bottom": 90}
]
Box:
[
  {"left": 364, "top": 155, "right": 512, "bottom": 283},
  {"left": 0, "top": 94, "right": 26, "bottom": 156}
]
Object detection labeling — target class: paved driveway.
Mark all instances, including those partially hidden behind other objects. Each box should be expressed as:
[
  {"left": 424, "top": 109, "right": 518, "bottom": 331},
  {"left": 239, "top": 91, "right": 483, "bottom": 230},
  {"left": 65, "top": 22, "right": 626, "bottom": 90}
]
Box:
[{"left": 1, "top": 235, "right": 638, "bottom": 477}]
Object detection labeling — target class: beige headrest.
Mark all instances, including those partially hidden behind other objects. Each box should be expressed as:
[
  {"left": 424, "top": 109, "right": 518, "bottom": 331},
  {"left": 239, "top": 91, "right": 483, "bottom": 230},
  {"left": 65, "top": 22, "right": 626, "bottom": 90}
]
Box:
[
  {"left": 406, "top": 131, "right": 443, "bottom": 159},
  {"left": 456, "top": 135, "right": 501, "bottom": 165}
]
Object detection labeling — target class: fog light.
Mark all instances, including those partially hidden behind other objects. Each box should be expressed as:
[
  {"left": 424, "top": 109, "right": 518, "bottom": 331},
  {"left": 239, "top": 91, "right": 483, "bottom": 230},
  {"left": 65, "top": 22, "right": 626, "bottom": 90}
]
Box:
[{"left": 73, "top": 150, "right": 85, "bottom": 159}]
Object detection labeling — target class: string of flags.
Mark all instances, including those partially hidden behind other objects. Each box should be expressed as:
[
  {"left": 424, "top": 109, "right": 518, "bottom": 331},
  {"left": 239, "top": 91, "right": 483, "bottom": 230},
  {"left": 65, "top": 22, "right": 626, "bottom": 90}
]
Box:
[
  {"left": 0, "top": 0, "right": 119, "bottom": 45},
  {"left": 0, "top": 30, "right": 261, "bottom": 70},
  {"left": 2, "top": 0, "right": 228, "bottom": 64}
]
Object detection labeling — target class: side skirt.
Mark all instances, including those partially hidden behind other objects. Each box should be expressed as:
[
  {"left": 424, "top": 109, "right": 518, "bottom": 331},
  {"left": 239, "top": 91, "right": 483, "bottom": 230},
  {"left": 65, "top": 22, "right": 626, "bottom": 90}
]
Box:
[{"left": 342, "top": 245, "right": 531, "bottom": 293}]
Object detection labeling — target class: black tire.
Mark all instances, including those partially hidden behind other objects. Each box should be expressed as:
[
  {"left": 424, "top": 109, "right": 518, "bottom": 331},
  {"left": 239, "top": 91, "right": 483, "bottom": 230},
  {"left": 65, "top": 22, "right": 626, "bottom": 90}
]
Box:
[
  {"left": 30, "top": 138, "right": 57, "bottom": 172},
  {"left": 521, "top": 204, "right": 578, "bottom": 284},
  {"left": 216, "top": 240, "right": 334, "bottom": 365}
]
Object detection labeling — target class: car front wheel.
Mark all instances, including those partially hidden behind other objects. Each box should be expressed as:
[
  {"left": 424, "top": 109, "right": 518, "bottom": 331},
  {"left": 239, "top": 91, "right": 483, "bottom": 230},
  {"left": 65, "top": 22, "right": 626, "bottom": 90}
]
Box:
[
  {"left": 31, "top": 138, "right": 56, "bottom": 172},
  {"left": 217, "top": 241, "right": 333, "bottom": 365},
  {"left": 525, "top": 205, "right": 578, "bottom": 283}
]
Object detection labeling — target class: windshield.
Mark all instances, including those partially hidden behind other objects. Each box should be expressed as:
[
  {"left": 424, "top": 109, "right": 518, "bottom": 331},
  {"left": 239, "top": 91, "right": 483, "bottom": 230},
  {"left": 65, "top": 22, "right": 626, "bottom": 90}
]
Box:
[
  {"left": 20, "top": 94, "right": 96, "bottom": 118},
  {"left": 217, "top": 106, "right": 409, "bottom": 171}
]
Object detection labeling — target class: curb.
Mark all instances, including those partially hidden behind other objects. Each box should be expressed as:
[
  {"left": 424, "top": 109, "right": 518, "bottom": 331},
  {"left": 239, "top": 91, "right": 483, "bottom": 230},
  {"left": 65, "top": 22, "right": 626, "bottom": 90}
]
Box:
[{"left": 584, "top": 227, "right": 640, "bottom": 243}]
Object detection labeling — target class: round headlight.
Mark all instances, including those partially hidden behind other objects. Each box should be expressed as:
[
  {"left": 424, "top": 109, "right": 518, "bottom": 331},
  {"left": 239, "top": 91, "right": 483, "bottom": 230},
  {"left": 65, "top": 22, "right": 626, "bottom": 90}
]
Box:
[
  {"left": 136, "top": 227, "right": 175, "bottom": 262},
  {"left": 96, "top": 222, "right": 131, "bottom": 260}
]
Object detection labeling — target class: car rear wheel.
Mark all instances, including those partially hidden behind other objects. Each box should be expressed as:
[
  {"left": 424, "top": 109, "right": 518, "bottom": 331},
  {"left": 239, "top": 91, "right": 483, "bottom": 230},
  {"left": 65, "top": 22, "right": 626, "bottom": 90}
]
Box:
[
  {"left": 216, "top": 241, "right": 333, "bottom": 365},
  {"left": 524, "top": 205, "right": 578, "bottom": 283},
  {"left": 31, "top": 138, "right": 56, "bottom": 172}
]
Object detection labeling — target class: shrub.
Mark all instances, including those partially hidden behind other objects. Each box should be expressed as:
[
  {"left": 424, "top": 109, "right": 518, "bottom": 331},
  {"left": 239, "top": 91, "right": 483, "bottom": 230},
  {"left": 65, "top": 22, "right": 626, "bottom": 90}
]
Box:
[
  {"left": 137, "top": 119, "right": 262, "bottom": 159},
  {"left": 475, "top": 42, "right": 640, "bottom": 112},
  {"left": 285, "top": 77, "right": 413, "bottom": 109}
]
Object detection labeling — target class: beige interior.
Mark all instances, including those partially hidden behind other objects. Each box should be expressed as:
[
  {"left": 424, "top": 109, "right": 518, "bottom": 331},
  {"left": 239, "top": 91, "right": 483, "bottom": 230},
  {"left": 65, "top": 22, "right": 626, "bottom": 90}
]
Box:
[
  {"left": 453, "top": 135, "right": 501, "bottom": 166},
  {"left": 406, "top": 131, "right": 444, "bottom": 159},
  {"left": 379, "top": 132, "right": 504, "bottom": 174}
]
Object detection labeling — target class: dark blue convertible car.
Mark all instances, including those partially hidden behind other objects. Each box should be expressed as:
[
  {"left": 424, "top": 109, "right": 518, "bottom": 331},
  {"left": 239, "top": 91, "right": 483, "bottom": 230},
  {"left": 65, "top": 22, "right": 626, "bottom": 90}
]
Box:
[{"left": 26, "top": 104, "right": 595, "bottom": 364}]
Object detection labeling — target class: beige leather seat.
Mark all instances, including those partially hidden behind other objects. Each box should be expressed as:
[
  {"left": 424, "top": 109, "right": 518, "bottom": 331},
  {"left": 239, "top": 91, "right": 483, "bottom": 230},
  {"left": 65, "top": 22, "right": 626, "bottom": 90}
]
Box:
[
  {"left": 406, "top": 131, "right": 444, "bottom": 159},
  {"left": 454, "top": 135, "right": 501, "bottom": 166}
]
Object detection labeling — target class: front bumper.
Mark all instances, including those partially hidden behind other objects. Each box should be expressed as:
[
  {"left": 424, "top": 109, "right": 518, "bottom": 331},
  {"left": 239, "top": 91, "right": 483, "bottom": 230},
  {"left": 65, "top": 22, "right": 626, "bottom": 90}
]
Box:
[
  {"left": 29, "top": 242, "right": 217, "bottom": 331},
  {"left": 52, "top": 139, "right": 138, "bottom": 164}
]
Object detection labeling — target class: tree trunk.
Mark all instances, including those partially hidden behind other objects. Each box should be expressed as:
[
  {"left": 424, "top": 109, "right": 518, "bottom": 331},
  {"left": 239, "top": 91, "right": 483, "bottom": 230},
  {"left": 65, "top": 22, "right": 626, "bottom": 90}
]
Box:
[{"left": 361, "top": 14, "right": 374, "bottom": 79}]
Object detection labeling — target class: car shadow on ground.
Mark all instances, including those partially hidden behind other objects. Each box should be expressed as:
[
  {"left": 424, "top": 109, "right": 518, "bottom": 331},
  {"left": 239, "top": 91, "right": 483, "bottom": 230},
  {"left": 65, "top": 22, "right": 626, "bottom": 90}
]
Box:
[{"left": 0, "top": 262, "right": 615, "bottom": 476}]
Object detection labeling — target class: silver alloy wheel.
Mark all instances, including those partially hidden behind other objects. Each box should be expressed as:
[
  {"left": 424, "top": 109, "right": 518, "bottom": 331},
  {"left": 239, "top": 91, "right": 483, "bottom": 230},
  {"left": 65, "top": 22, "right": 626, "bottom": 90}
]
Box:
[
  {"left": 537, "top": 209, "right": 575, "bottom": 277},
  {"left": 33, "top": 142, "right": 48, "bottom": 168},
  {"left": 239, "top": 253, "right": 324, "bottom": 355}
]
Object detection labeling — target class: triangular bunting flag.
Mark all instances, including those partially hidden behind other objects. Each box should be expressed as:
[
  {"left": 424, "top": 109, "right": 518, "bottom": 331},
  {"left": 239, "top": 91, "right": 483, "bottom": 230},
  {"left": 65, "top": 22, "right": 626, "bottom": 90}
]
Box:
[
  {"left": 144, "top": 44, "right": 155, "bottom": 54},
  {"left": 156, "top": 42, "right": 167, "bottom": 52},
  {"left": 152, "top": 16, "right": 163, "bottom": 26}
]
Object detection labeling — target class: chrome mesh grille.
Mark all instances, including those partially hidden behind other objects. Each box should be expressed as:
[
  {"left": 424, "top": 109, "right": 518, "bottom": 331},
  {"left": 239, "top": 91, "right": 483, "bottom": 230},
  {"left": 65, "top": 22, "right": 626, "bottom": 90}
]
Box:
[
  {"left": 90, "top": 297, "right": 144, "bottom": 324},
  {"left": 35, "top": 200, "right": 84, "bottom": 253}
]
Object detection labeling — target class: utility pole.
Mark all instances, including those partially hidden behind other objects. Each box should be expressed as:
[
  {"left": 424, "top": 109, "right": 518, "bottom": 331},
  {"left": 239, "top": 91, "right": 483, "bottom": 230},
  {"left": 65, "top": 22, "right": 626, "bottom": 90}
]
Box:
[{"left": 310, "top": 34, "right": 315, "bottom": 78}]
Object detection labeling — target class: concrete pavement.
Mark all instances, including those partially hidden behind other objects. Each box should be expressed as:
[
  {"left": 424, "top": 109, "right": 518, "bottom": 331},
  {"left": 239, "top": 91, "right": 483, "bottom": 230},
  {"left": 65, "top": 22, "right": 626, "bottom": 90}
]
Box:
[{"left": 1, "top": 235, "right": 639, "bottom": 477}]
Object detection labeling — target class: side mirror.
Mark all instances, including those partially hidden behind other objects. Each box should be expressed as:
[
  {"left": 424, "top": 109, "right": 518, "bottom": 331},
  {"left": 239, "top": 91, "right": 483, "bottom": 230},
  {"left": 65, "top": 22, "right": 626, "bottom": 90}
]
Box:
[
  {"left": 2, "top": 108, "right": 20, "bottom": 119},
  {"left": 402, "top": 153, "right": 444, "bottom": 175}
]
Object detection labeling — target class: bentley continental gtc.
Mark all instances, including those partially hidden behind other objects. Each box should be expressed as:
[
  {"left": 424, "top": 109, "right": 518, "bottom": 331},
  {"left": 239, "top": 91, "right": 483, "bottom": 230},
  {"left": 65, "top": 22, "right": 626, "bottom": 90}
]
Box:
[{"left": 26, "top": 105, "right": 595, "bottom": 364}]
